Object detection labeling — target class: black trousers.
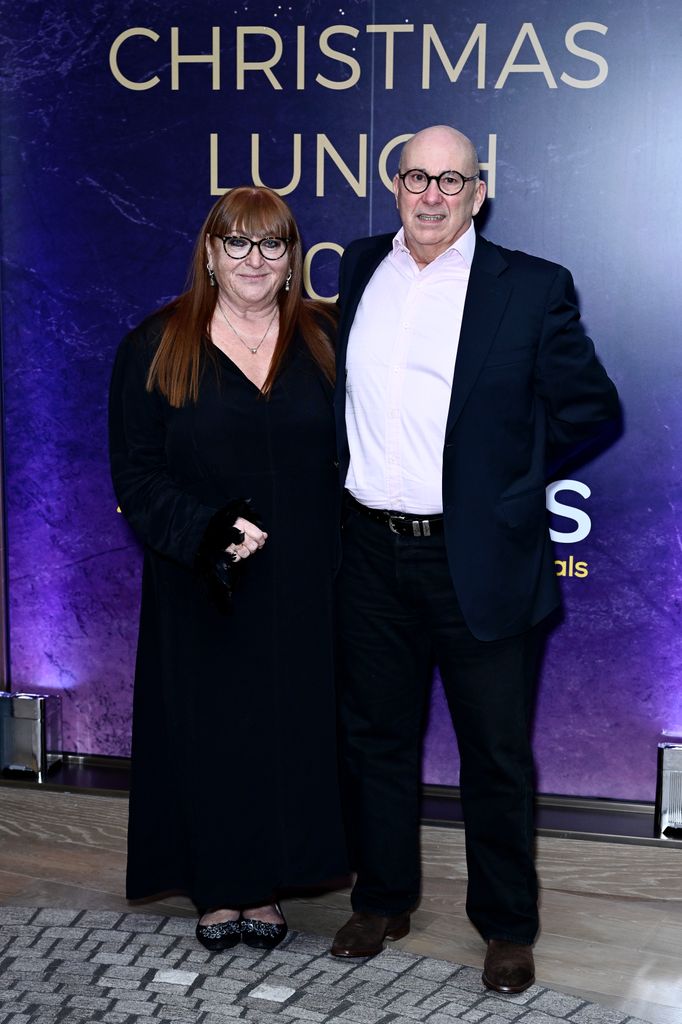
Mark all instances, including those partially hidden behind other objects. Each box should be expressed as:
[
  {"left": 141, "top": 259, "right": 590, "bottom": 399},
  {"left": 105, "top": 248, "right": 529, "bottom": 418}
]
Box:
[{"left": 336, "top": 507, "right": 543, "bottom": 944}]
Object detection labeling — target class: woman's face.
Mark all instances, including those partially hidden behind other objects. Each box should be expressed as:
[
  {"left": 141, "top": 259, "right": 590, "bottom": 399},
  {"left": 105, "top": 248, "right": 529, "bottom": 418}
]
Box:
[{"left": 206, "top": 230, "right": 291, "bottom": 313}]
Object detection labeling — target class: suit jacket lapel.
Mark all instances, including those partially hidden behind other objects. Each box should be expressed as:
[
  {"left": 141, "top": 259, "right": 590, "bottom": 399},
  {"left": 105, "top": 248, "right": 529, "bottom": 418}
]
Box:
[{"left": 445, "top": 236, "right": 511, "bottom": 439}]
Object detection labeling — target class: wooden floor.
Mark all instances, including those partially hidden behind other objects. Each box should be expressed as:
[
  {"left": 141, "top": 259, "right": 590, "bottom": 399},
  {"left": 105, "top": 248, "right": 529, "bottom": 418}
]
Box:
[{"left": 1, "top": 786, "right": 681, "bottom": 1024}]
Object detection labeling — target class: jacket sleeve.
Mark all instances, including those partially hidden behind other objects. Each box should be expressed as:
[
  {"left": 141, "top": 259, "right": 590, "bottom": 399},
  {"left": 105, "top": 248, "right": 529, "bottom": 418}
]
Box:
[
  {"left": 108, "top": 327, "right": 220, "bottom": 568},
  {"left": 534, "top": 266, "right": 621, "bottom": 460}
]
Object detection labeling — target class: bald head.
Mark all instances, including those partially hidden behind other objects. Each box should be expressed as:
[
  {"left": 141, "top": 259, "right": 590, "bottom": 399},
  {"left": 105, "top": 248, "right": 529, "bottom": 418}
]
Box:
[
  {"left": 392, "top": 124, "right": 486, "bottom": 267},
  {"left": 399, "top": 125, "right": 479, "bottom": 177}
]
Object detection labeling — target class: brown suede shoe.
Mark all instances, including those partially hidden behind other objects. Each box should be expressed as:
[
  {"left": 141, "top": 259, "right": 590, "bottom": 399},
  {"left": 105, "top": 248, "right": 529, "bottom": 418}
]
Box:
[
  {"left": 330, "top": 911, "right": 410, "bottom": 958},
  {"left": 482, "top": 939, "right": 535, "bottom": 994}
]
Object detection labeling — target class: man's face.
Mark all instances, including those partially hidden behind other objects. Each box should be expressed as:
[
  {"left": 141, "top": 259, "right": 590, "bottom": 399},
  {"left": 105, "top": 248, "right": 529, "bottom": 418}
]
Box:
[{"left": 392, "top": 128, "right": 486, "bottom": 265}]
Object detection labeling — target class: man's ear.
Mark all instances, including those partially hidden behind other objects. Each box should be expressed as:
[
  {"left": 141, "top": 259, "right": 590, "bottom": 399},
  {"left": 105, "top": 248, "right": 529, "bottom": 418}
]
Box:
[{"left": 473, "top": 179, "right": 487, "bottom": 216}]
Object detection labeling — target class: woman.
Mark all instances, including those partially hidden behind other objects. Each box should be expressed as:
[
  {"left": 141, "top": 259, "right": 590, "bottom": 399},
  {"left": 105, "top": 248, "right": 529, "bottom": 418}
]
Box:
[{"left": 109, "top": 186, "right": 346, "bottom": 951}]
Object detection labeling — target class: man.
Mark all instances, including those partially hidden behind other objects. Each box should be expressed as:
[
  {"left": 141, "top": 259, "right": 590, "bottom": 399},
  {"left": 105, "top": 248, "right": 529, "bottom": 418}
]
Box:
[{"left": 330, "top": 125, "right": 619, "bottom": 993}]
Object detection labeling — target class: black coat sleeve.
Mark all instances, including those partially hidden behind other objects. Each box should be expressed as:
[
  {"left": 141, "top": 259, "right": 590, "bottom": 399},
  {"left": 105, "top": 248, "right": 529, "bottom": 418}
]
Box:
[
  {"left": 108, "top": 326, "right": 220, "bottom": 568},
  {"left": 534, "top": 266, "right": 620, "bottom": 460}
]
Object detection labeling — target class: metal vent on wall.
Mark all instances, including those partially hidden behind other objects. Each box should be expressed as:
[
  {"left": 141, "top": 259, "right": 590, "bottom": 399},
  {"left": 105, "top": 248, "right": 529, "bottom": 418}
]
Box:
[
  {"left": 655, "top": 739, "right": 682, "bottom": 839},
  {"left": 0, "top": 693, "right": 62, "bottom": 782}
]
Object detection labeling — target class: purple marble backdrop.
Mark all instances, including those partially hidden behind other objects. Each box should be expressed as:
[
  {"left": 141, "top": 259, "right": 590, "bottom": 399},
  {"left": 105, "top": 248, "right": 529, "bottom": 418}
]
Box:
[{"left": 1, "top": 0, "right": 681, "bottom": 798}]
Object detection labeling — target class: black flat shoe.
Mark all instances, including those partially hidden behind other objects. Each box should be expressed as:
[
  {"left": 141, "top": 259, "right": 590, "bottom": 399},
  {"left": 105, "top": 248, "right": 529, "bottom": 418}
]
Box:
[
  {"left": 241, "top": 904, "right": 288, "bottom": 950},
  {"left": 195, "top": 916, "right": 242, "bottom": 951}
]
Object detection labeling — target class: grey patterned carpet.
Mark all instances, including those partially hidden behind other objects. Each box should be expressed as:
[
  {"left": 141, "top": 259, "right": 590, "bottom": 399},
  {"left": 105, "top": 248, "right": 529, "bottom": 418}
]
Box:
[{"left": 0, "top": 908, "right": 653, "bottom": 1024}]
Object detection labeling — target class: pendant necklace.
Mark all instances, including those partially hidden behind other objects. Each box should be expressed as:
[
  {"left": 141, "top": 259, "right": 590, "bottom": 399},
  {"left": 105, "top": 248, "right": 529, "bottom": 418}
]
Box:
[{"left": 216, "top": 300, "right": 277, "bottom": 355}]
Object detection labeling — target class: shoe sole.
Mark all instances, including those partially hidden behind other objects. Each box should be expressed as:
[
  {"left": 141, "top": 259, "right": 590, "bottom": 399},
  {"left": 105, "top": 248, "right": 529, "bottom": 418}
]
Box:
[{"left": 482, "top": 971, "right": 535, "bottom": 994}]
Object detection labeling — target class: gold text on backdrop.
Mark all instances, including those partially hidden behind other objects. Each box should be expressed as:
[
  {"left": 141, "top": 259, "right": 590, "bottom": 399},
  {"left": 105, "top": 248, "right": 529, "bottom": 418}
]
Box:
[
  {"left": 208, "top": 132, "right": 497, "bottom": 198},
  {"left": 109, "top": 22, "right": 608, "bottom": 92}
]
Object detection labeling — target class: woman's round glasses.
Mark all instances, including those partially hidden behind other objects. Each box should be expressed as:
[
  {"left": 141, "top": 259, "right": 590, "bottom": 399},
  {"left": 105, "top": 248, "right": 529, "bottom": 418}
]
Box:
[{"left": 212, "top": 234, "right": 290, "bottom": 260}]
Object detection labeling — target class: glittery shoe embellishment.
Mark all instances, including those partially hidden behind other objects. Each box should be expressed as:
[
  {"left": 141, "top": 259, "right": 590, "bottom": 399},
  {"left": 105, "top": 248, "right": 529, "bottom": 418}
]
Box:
[
  {"left": 241, "top": 911, "right": 288, "bottom": 950},
  {"left": 242, "top": 919, "right": 284, "bottom": 937},
  {"left": 195, "top": 917, "right": 242, "bottom": 951},
  {"left": 200, "top": 920, "right": 241, "bottom": 939}
]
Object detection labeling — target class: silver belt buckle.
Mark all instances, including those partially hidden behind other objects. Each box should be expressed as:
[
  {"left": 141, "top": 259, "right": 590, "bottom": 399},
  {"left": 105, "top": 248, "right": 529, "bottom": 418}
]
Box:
[
  {"left": 388, "top": 515, "right": 402, "bottom": 534},
  {"left": 388, "top": 513, "right": 433, "bottom": 537}
]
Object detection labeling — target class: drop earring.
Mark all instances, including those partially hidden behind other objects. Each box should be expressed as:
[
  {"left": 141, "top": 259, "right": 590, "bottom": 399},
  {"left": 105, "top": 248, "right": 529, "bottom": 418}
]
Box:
[
  {"left": 285, "top": 270, "right": 292, "bottom": 292},
  {"left": 207, "top": 263, "right": 216, "bottom": 288}
]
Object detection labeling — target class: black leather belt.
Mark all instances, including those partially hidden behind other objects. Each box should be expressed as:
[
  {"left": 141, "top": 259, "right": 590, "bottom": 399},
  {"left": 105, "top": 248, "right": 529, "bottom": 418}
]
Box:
[{"left": 345, "top": 493, "right": 444, "bottom": 537}]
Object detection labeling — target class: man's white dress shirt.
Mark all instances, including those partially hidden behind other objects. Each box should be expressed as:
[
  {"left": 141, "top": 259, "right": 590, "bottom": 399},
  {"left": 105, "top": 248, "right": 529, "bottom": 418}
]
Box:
[{"left": 345, "top": 222, "right": 476, "bottom": 514}]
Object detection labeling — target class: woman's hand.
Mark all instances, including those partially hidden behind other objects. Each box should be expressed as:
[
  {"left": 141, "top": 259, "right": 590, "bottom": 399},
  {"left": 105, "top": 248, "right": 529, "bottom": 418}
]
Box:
[{"left": 227, "top": 517, "right": 268, "bottom": 561}]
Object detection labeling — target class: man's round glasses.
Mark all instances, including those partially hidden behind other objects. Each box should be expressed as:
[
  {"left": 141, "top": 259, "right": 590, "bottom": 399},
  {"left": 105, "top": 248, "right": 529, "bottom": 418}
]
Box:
[
  {"left": 398, "top": 169, "right": 479, "bottom": 196},
  {"left": 212, "top": 234, "right": 291, "bottom": 260}
]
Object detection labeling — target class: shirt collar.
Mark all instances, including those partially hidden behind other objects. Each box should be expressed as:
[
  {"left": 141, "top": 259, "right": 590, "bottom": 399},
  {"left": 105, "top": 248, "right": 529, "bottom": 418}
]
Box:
[{"left": 392, "top": 221, "right": 477, "bottom": 269}]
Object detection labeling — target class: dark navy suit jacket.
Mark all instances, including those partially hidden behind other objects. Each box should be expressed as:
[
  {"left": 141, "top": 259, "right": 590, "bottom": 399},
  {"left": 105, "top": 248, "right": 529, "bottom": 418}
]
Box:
[{"left": 334, "top": 231, "right": 620, "bottom": 641}]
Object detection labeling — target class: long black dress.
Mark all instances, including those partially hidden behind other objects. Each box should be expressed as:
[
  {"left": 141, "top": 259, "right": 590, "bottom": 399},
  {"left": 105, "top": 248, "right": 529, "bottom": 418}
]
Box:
[{"left": 109, "top": 313, "right": 347, "bottom": 909}]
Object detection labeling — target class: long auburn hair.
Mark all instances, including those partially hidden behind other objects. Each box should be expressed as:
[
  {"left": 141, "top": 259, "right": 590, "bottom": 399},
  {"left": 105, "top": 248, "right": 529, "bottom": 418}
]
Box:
[{"left": 147, "top": 187, "right": 335, "bottom": 406}]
